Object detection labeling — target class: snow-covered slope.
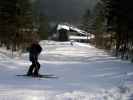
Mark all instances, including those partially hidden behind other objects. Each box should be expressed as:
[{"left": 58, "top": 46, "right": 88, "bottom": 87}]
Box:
[{"left": 0, "top": 40, "right": 133, "bottom": 100}]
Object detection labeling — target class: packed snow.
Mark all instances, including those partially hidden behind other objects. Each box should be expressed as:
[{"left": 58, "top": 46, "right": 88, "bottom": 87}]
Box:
[{"left": 0, "top": 40, "right": 133, "bottom": 100}]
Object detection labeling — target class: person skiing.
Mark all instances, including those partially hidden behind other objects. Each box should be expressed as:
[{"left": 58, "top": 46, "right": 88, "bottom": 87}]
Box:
[{"left": 27, "top": 41, "right": 42, "bottom": 76}]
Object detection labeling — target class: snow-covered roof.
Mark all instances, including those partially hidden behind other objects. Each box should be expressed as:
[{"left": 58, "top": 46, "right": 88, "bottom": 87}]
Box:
[
  {"left": 70, "top": 27, "right": 88, "bottom": 35},
  {"left": 57, "top": 24, "right": 89, "bottom": 35},
  {"left": 69, "top": 35, "right": 93, "bottom": 40},
  {"left": 57, "top": 24, "right": 70, "bottom": 31}
]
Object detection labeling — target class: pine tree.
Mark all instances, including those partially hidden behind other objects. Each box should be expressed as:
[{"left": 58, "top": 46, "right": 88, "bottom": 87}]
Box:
[
  {"left": 100, "top": 0, "right": 133, "bottom": 61},
  {"left": 81, "top": 9, "right": 92, "bottom": 32},
  {"left": 0, "top": 0, "right": 17, "bottom": 48},
  {"left": 32, "top": 0, "right": 49, "bottom": 40},
  {"left": 0, "top": 0, "right": 37, "bottom": 51},
  {"left": 90, "top": 1, "right": 107, "bottom": 48}
]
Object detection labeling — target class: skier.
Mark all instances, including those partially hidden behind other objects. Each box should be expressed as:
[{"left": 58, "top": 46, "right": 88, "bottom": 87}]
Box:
[
  {"left": 27, "top": 41, "right": 42, "bottom": 76},
  {"left": 70, "top": 40, "right": 74, "bottom": 46}
]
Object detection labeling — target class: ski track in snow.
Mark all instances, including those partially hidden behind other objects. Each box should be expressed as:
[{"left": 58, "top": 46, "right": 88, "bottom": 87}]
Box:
[{"left": 0, "top": 40, "right": 133, "bottom": 100}]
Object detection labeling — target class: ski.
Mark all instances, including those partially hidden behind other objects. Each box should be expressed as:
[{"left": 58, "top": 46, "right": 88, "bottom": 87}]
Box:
[{"left": 16, "top": 74, "right": 58, "bottom": 79}]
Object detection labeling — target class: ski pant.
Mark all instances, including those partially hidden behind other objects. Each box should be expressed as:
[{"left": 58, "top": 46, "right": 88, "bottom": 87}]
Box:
[{"left": 27, "top": 61, "right": 40, "bottom": 76}]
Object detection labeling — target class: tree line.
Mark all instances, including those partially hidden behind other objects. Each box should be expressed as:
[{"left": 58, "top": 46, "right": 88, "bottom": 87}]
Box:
[
  {"left": 82, "top": 0, "right": 133, "bottom": 62},
  {"left": 0, "top": 0, "right": 48, "bottom": 51}
]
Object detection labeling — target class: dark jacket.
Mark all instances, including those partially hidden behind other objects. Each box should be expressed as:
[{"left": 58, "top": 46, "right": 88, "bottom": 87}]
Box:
[{"left": 29, "top": 43, "right": 42, "bottom": 62}]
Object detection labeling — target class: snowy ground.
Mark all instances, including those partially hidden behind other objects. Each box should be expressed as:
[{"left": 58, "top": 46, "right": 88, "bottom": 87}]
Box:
[{"left": 0, "top": 40, "right": 133, "bottom": 100}]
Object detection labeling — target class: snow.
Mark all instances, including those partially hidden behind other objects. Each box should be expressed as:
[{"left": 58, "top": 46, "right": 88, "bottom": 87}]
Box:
[
  {"left": 0, "top": 40, "right": 133, "bottom": 100},
  {"left": 69, "top": 26, "right": 88, "bottom": 36},
  {"left": 69, "top": 35, "right": 88, "bottom": 40},
  {"left": 57, "top": 24, "right": 70, "bottom": 31}
]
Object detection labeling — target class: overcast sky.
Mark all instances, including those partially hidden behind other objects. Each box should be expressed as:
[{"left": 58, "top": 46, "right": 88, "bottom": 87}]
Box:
[{"left": 38, "top": 0, "right": 97, "bottom": 24}]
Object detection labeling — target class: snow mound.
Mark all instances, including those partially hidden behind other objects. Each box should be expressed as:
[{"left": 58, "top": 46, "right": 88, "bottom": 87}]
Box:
[{"left": 0, "top": 85, "right": 133, "bottom": 100}]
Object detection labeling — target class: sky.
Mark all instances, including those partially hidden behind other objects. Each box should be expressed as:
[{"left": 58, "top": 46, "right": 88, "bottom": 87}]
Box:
[{"left": 38, "top": 0, "right": 97, "bottom": 24}]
